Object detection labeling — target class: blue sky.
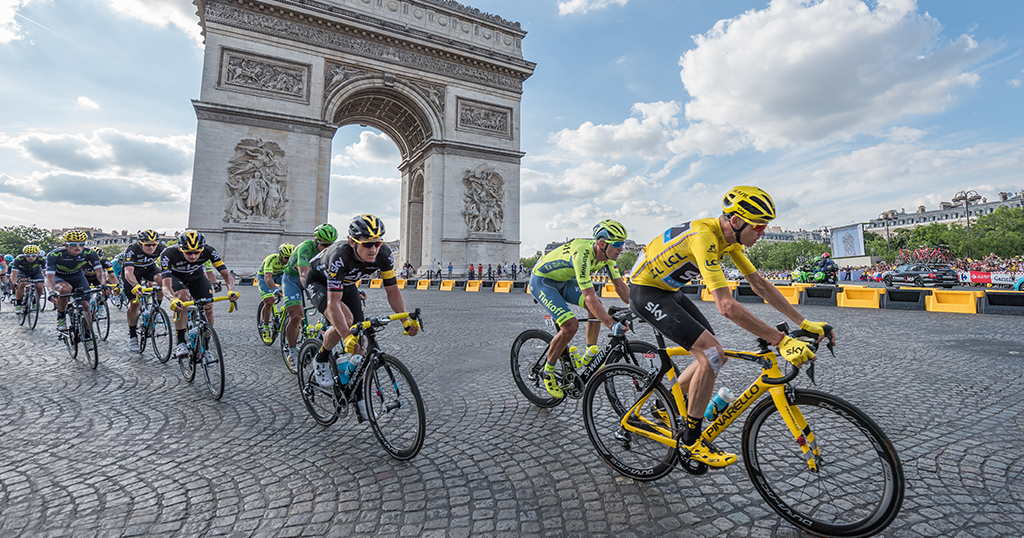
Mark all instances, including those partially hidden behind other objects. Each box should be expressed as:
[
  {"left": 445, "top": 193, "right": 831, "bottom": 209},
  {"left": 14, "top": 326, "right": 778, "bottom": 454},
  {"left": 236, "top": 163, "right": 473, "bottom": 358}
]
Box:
[{"left": 1, "top": 0, "right": 1022, "bottom": 257}]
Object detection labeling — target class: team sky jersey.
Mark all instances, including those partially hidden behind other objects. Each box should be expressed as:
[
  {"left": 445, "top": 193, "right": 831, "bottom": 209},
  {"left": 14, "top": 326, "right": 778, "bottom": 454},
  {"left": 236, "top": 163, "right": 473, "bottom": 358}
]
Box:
[
  {"left": 12, "top": 254, "right": 45, "bottom": 274},
  {"left": 123, "top": 242, "right": 165, "bottom": 269},
  {"left": 284, "top": 240, "right": 318, "bottom": 277},
  {"left": 309, "top": 242, "right": 396, "bottom": 291},
  {"left": 259, "top": 254, "right": 287, "bottom": 276},
  {"left": 630, "top": 218, "right": 757, "bottom": 292},
  {"left": 46, "top": 247, "right": 102, "bottom": 275},
  {"left": 82, "top": 249, "right": 114, "bottom": 278},
  {"left": 532, "top": 238, "right": 621, "bottom": 291},
  {"left": 160, "top": 245, "right": 226, "bottom": 279}
]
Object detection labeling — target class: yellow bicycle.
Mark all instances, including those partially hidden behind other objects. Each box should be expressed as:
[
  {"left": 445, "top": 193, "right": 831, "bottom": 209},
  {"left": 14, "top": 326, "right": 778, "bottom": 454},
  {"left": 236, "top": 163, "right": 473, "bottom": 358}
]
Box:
[{"left": 582, "top": 324, "right": 904, "bottom": 538}]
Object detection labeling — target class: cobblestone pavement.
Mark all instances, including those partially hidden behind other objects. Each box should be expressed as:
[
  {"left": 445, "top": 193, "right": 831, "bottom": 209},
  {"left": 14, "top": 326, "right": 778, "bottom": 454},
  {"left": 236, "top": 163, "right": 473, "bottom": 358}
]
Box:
[{"left": 1, "top": 286, "right": 1022, "bottom": 537}]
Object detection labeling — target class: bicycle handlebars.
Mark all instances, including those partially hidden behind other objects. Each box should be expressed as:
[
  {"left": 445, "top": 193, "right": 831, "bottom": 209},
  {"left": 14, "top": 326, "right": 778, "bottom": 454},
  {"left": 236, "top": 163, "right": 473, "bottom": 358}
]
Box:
[
  {"left": 759, "top": 323, "right": 835, "bottom": 384},
  {"left": 350, "top": 308, "right": 423, "bottom": 335}
]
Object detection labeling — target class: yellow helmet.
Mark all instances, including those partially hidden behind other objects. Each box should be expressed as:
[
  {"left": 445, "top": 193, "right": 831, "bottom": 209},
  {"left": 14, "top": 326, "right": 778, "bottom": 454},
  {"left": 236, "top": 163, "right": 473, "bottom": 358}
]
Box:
[
  {"left": 348, "top": 214, "right": 385, "bottom": 240},
  {"left": 279, "top": 243, "right": 295, "bottom": 258},
  {"left": 178, "top": 230, "right": 205, "bottom": 251},
  {"left": 23, "top": 244, "right": 41, "bottom": 255},
  {"left": 722, "top": 186, "right": 776, "bottom": 225},
  {"left": 63, "top": 230, "right": 89, "bottom": 243}
]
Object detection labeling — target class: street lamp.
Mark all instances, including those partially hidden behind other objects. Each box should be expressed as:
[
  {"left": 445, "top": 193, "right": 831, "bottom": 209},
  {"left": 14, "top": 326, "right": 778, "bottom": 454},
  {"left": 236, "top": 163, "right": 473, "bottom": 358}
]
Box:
[
  {"left": 951, "top": 189, "right": 982, "bottom": 259},
  {"left": 878, "top": 210, "right": 898, "bottom": 260}
]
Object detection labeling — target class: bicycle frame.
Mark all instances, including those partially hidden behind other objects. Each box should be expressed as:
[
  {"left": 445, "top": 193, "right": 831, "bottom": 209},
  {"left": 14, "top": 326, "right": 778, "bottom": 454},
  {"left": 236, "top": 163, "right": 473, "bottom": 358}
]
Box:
[{"left": 617, "top": 341, "right": 821, "bottom": 472}]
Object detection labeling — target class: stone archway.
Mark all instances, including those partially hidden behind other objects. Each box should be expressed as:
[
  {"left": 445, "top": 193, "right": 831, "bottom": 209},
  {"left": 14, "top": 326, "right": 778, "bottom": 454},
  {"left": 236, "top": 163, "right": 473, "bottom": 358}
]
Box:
[{"left": 187, "top": 0, "right": 535, "bottom": 274}]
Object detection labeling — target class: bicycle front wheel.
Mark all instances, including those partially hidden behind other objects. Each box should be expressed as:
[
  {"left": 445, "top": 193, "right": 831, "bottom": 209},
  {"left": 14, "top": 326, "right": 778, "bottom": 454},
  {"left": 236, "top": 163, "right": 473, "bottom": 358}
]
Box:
[
  {"left": 179, "top": 337, "right": 196, "bottom": 383},
  {"left": 363, "top": 354, "right": 426, "bottom": 460},
  {"left": 510, "top": 329, "right": 565, "bottom": 408},
  {"left": 582, "top": 363, "right": 678, "bottom": 481},
  {"left": 80, "top": 314, "right": 99, "bottom": 369},
  {"left": 201, "top": 326, "right": 225, "bottom": 400},
  {"left": 297, "top": 338, "right": 339, "bottom": 426},
  {"left": 279, "top": 311, "right": 297, "bottom": 374},
  {"left": 742, "top": 389, "right": 904, "bottom": 537},
  {"left": 27, "top": 289, "right": 40, "bottom": 330},
  {"left": 256, "top": 302, "right": 276, "bottom": 346},
  {"left": 63, "top": 312, "right": 78, "bottom": 359},
  {"left": 150, "top": 308, "right": 172, "bottom": 363},
  {"left": 95, "top": 299, "right": 110, "bottom": 341}
]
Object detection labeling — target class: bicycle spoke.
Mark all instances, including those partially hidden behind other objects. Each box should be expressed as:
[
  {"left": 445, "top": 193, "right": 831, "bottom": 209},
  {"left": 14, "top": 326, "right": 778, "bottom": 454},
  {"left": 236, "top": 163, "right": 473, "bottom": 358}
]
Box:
[{"left": 364, "top": 355, "right": 425, "bottom": 460}]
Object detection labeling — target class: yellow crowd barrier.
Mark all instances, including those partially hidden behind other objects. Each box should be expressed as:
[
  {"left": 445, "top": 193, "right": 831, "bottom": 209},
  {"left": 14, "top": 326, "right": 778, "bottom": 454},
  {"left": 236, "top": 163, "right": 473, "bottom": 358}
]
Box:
[
  {"left": 925, "top": 289, "right": 983, "bottom": 314},
  {"left": 466, "top": 280, "right": 482, "bottom": 292},
  {"left": 600, "top": 282, "right": 618, "bottom": 298},
  {"left": 836, "top": 287, "right": 884, "bottom": 309},
  {"left": 370, "top": 279, "right": 383, "bottom": 289},
  {"left": 701, "top": 281, "right": 738, "bottom": 302},
  {"left": 416, "top": 279, "right": 430, "bottom": 290},
  {"left": 395, "top": 279, "right": 407, "bottom": 289},
  {"left": 440, "top": 280, "right": 455, "bottom": 291},
  {"left": 494, "top": 280, "right": 513, "bottom": 293},
  {"left": 774, "top": 285, "right": 801, "bottom": 305}
]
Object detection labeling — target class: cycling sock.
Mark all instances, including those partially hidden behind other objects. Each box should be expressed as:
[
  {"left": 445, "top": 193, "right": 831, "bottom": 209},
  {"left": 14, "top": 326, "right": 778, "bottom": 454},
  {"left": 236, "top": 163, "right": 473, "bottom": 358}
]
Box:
[
  {"left": 681, "top": 415, "right": 703, "bottom": 446},
  {"left": 128, "top": 325, "right": 137, "bottom": 338},
  {"left": 544, "top": 361, "right": 556, "bottom": 373},
  {"left": 177, "top": 329, "right": 186, "bottom": 344},
  {"left": 57, "top": 311, "right": 66, "bottom": 319},
  {"left": 315, "top": 347, "right": 330, "bottom": 364}
]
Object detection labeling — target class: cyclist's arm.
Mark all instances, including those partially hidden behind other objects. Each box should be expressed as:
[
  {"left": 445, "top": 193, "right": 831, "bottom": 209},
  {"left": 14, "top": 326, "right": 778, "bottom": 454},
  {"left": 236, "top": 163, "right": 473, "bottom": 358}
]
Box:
[
  {"left": 710, "top": 286, "right": 787, "bottom": 346},
  {"left": 581, "top": 286, "right": 616, "bottom": 329},
  {"left": 298, "top": 265, "right": 311, "bottom": 286},
  {"left": 263, "top": 271, "right": 276, "bottom": 290},
  {"left": 746, "top": 271, "right": 805, "bottom": 326},
  {"left": 218, "top": 268, "right": 236, "bottom": 291},
  {"left": 124, "top": 266, "right": 139, "bottom": 288},
  {"left": 612, "top": 276, "right": 630, "bottom": 304}
]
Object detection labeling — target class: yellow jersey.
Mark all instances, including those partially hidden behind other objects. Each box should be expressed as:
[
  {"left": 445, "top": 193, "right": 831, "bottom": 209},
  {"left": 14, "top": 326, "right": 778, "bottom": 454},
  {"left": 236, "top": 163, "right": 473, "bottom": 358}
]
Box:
[{"left": 630, "top": 218, "right": 756, "bottom": 292}]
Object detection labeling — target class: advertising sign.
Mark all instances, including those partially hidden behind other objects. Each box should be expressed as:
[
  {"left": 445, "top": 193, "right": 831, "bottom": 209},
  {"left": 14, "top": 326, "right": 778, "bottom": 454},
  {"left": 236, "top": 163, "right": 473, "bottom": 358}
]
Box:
[{"left": 831, "top": 224, "right": 866, "bottom": 258}]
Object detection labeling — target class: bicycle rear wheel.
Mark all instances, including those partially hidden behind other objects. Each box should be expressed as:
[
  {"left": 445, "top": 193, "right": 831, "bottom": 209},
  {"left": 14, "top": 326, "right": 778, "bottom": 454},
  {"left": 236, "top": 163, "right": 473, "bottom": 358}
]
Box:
[
  {"left": 63, "top": 313, "right": 79, "bottom": 359},
  {"left": 80, "top": 314, "right": 99, "bottom": 369},
  {"left": 742, "top": 389, "right": 904, "bottom": 537},
  {"left": 363, "top": 354, "right": 426, "bottom": 460},
  {"left": 27, "top": 289, "right": 40, "bottom": 330},
  {"left": 510, "top": 329, "right": 566, "bottom": 408},
  {"left": 201, "top": 326, "right": 225, "bottom": 400},
  {"left": 582, "top": 363, "right": 678, "bottom": 481},
  {"left": 256, "top": 302, "right": 276, "bottom": 346},
  {"left": 279, "top": 311, "right": 297, "bottom": 374},
  {"left": 150, "top": 307, "right": 172, "bottom": 363},
  {"left": 179, "top": 336, "right": 196, "bottom": 383},
  {"left": 297, "top": 338, "right": 339, "bottom": 426}
]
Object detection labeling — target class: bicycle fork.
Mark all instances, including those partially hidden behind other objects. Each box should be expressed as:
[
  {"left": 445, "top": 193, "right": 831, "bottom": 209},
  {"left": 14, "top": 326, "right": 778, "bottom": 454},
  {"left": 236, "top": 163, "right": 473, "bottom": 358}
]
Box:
[{"left": 768, "top": 386, "right": 821, "bottom": 472}]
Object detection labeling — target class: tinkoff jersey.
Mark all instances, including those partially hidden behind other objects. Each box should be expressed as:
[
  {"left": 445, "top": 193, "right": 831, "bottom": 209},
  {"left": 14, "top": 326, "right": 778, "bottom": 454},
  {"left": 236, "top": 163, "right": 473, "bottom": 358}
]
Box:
[{"left": 630, "top": 218, "right": 756, "bottom": 292}]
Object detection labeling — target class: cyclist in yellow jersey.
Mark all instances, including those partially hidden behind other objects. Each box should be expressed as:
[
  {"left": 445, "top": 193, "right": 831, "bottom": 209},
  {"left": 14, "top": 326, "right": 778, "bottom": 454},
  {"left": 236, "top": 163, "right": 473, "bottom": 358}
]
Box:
[
  {"left": 629, "top": 186, "right": 836, "bottom": 468},
  {"left": 530, "top": 220, "right": 631, "bottom": 399}
]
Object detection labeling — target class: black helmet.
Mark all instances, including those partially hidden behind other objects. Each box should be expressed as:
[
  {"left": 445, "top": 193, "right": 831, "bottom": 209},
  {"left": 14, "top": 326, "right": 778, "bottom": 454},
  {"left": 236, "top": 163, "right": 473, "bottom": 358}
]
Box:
[
  {"left": 348, "top": 214, "right": 385, "bottom": 240},
  {"left": 178, "top": 230, "right": 205, "bottom": 251},
  {"left": 138, "top": 229, "right": 159, "bottom": 243}
]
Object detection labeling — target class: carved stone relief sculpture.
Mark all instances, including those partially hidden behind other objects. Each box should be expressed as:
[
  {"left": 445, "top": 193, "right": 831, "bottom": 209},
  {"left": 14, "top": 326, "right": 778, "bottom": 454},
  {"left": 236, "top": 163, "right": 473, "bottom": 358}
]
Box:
[
  {"left": 461, "top": 164, "right": 503, "bottom": 234},
  {"left": 224, "top": 138, "right": 289, "bottom": 223},
  {"left": 219, "top": 49, "right": 310, "bottom": 103}
]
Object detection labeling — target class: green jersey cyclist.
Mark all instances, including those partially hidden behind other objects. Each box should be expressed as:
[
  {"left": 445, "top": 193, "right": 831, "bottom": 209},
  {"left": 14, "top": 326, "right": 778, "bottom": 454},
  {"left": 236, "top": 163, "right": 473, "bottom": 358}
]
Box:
[
  {"left": 281, "top": 224, "right": 337, "bottom": 368},
  {"left": 629, "top": 186, "right": 836, "bottom": 468},
  {"left": 257, "top": 242, "right": 294, "bottom": 343},
  {"left": 529, "top": 219, "right": 631, "bottom": 399}
]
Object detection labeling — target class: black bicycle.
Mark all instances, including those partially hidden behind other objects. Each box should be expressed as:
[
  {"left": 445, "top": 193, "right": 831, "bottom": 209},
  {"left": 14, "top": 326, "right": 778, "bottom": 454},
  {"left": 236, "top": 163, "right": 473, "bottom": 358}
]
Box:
[
  {"left": 17, "top": 278, "right": 44, "bottom": 330},
  {"left": 173, "top": 296, "right": 234, "bottom": 399},
  {"left": 89, "top": 289, "right": 112, "bottom": 341},
  {"left": 510, "top": 306, "right": 660, "bottom": 408},
  {"left": 135, "top": 286, "right": 173, "bottom": 363},
  {"left": 297, "top": 309, "right": 426, "bottom": 460},
  {"left": 57, "top": 287, "right": 105, "bottom": 369}
]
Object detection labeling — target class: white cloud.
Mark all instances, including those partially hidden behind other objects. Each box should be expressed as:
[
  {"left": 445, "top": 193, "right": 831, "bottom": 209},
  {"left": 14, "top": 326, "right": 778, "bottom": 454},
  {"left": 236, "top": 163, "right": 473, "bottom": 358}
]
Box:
[
  {"left": 341, "top": 131, "right": 399, "bottom": 164},
  {"left": 0, "top": 0, "right": 41, "bottom": 44},
  {"left": 2, "top": 128, "right": 194, "bottom": 176},
  {"left": 522, "top": 161, "right": 631, "bottom": 204},
  {"left": 0, "top": 171, "right": 184, "bottom": 205},
  {"left": 676, "top": 0, "right": 992, "bottom": 154},
  {"left": 557, "top": 0, "right": 629, "bottom": 16},
  {"left": 552, "top": 101, "right": 681, "bottom": 160},
  {"left": 75, "top": 96, "right": 100, "bottom": 110},
  {"left": 103, "top": 0, "right": 202, "bottom": 44}
]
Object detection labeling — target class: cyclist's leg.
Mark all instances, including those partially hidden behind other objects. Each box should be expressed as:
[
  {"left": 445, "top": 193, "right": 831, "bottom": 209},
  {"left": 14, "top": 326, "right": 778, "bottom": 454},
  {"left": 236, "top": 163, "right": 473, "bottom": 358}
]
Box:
[
  {"left": 186, "top": 274, "right": 214, "bottom": 326},
  {"left": 304, "top": 280, "right": 343, "bottom": 386},
  {"left": 529, "top": 275, "right": 579, "bottom": 365},
  {"left": 282, "top": 273, "right": 304, "bottom": 349},
  {"left": 257, "top": 274, "right": 275, "bottom": 324},
  {"left": 169, "top": 275, "right": 193, "bottom": 347}
]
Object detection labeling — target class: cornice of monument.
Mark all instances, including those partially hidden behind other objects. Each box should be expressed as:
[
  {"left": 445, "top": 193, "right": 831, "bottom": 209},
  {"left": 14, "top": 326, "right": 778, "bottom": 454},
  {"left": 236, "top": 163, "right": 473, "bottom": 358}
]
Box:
[
  {"left": 195, "top": 0, "right": 535, "bottom": 88},
  {"left": 193, "top": 100, "right": 337, "bottom": 137}
]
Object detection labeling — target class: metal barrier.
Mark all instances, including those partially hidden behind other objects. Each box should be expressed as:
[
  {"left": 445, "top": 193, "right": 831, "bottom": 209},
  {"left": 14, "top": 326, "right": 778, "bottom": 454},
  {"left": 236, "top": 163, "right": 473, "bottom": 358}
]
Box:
[
  {"left": 977, "top": 291, "right": 1024, "bottom": 316},
  {"left": 881, "top": 288, "right": 927, "bottom": 310},
  {"left": 836, "top": 287, "right": 883, "bottom": 309}
]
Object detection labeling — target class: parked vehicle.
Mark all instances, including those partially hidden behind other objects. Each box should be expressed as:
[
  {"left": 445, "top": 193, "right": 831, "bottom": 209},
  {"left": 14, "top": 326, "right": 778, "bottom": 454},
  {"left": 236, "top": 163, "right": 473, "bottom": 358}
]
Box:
[{"left": 882, "top": 263, "right": 958, "bottom": 288}]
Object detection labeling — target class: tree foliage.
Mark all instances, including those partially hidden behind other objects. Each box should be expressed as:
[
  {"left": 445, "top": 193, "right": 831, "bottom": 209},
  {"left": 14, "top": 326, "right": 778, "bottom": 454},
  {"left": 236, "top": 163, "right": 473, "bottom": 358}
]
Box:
[
  {"left": 520, "top": 251, "right": 543, "bottom": 273},
  {"left": 616, "top": 251, "right": 638, "bottom": 274},
  {"left": 0, "top": 226, "right": 61, "bottom": 255},
  {"left": 746, "top": 239, "right": 830, "bottom": 271}
]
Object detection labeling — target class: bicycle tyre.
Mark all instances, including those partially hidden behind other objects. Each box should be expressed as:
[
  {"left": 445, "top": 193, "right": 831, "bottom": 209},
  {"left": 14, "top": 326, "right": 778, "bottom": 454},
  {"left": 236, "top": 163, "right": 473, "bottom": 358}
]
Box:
[
  {"left": 81, "top": 314, "right": 99, "bottom": 369},
  {"left": 63, "top": 310, "right": 79, "bottom": 359},
  {"left": 297, "top": 338, "right": 339, "bottom": 426},
  {"left": 363, "top": 353, "right": 426, "bottom": 460},
  {"left": 606, "top": 340, "right": 661, "bottom": 371},
  {"left": 742, "top": 389, "right": 904, "bottom": 538},
  {"left": 582, "top": 363, "right": 678, "bottom": 481},
  {"left": 201, "top": 326, "right": 226, "bottom": 400},
  {"left": 256, "top": 301, "right": 277, "bottom": 346},
  {"left": 17, "top": 291, "right": 27, "bottom": 326},
  {"left": 27, "top": 288, "right": 40, "bottom": 330},
  {"left": 510, "top": 329, "right": 566, "bottom": 408},
  {"left": 279, "top": 311, "right": 297, "bottom": 374},
  {"left": 150, "top": 307, "right": 172, "bottom": 363},
  {"left": 179, "top": 334, "right": 196, "bottom": 383},
  {"left": 95, "top": 299, "right": 110, "bottom": 341}
]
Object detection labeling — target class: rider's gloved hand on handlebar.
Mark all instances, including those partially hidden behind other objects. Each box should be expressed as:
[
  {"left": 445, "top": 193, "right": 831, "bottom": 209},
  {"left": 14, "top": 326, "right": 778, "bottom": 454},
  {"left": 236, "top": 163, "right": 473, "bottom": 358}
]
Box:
[
  {"left": 778, "top": 336, "right": 815, "bottom": 367},
  {"left": 610, "top": 320, "right": 630, "bottom": 337},
  {"left": 343, "top": 334, "right": 359, "bottom": 354},
  {"left": 169, "top": 298, "right": 184, "bottom": 312},
  {"left": 227, "top": 290, "right": 239, "bottom": 301},
  {"left": 403, "top": 318, "right": 420, "bottom": 336},
  {"left": 799, "top": 319, "right": 829, "bottom": 337}
]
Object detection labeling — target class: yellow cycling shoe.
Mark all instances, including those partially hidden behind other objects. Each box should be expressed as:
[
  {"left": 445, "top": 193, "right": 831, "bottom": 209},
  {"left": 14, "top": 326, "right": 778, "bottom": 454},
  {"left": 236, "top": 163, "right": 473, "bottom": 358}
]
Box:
[
  {"left": 543, "top": 372, "right": 564, "bottom": 399},
  {"left": 260, "top": 328, "right": 273, "bottom": 344},
  {"left": 681, "top": 438, "right": 738, "bottom": 468}
]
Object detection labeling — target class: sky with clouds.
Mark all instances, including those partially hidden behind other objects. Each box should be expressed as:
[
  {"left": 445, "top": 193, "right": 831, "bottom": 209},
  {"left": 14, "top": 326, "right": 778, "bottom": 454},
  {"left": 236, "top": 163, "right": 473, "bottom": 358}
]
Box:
[{"left": 1, "top": 0, "right": 1021, "bottom": 257}]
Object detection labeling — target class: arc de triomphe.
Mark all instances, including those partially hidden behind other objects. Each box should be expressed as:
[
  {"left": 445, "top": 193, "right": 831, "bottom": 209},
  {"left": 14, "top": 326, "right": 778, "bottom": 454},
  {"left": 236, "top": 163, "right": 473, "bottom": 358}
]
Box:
[{"left": 186, "top": 0, "right": 535, "bottom": 274}]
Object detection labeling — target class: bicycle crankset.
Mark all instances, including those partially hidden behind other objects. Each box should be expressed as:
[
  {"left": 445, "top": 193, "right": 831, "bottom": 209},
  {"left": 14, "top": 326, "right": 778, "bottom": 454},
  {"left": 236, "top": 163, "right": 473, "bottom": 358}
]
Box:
[{"left": 677, "top": 456, "right": 709, "bottom": 476}]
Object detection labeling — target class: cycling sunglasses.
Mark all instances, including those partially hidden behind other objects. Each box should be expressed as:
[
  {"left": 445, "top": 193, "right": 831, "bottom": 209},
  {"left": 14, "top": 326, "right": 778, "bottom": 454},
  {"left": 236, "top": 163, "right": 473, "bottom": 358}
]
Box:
[
  {"left": 182, "top": 249, "right": 203, "bottom": 255},
  {"left": 66, "top": 242, "right": 87, "bottom": 247},
  {"left": 751, "top": 224, "right": 768, "bottom": 232},
  {"left": 141, "top": 242, "right": 159, "bottom": 247},
  {"left": 353, "top": 238, "right": 383, "bottom": 248},
  {"left": 606, "top": 241, "right": 625, "bottom": 248}
]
